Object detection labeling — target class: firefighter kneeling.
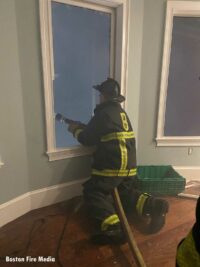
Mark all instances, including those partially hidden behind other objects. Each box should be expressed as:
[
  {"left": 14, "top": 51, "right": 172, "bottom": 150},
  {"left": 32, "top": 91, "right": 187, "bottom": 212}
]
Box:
[{"left": 68, "top": 78, "right": 169, "bottom": 244}]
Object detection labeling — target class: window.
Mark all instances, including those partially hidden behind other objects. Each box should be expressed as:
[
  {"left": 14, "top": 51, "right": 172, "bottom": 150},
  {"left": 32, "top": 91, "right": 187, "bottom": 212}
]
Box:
[
  {"left": 156, "top": 1, "right": 200, "bottom": 147},
  {"left": 40, "top": 0, "right": 130, "bottom": 160}
]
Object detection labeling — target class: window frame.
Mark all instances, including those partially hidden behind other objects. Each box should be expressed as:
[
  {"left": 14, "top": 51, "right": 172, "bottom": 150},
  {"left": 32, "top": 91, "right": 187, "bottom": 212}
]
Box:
[
  {"left": 39, "top": 0, "right": 130, "bottom": 161},
  {"left": 156, "top": 1, "right": 200, "bottom": 147}
]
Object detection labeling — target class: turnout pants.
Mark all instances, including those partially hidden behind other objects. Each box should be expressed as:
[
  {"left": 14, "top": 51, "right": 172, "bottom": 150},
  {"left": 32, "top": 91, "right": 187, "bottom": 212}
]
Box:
[{"left": 83, "top": 175, "right": 141, "bottom": 226}]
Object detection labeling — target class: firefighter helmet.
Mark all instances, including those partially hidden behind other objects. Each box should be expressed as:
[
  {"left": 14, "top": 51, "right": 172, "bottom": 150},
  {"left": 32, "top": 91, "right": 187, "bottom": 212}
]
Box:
[{"left": 93, "top": 78, "right": 125, "bottom": 103}]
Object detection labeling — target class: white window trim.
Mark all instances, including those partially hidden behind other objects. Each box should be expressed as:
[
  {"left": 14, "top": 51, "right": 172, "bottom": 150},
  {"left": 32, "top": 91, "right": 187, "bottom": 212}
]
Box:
[
  {"left": 156, "top": 1, "right": 200, "bottom": 147},
  {"left": 39, "top": 0, "right": 130, "bottom": 161}
]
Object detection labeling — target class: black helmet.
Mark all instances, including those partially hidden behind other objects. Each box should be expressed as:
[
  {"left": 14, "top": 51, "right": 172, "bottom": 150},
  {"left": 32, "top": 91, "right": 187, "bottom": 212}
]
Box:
[{"left": 93, "top": 78, "right": 125, "bottom": 103}]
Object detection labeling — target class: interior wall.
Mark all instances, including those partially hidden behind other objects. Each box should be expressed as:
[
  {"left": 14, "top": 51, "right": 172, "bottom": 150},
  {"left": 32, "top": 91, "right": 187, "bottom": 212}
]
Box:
[
  {"left": 16, "top": 0, "right": 92, "bottom": 192},
  {"left": 137, "top": 0, "right": 200, "bottom": 165},
  {"left": 0, "top": 0, "right": 29, "bottom": 204},
  {"left": 1, "top": 0, "right": 199, "bottom": 206},
  {"left": 15, "top": 0, "right": 90, "bottom": 191},
  {"left": 13, "top": 0, "right": 141, "bottom": 194},
  {"left": 0, "top": 0, "right": 91, "bottom": 205},
  {"left": 0, "top": 0, "right": 140, "bottom": 205}
]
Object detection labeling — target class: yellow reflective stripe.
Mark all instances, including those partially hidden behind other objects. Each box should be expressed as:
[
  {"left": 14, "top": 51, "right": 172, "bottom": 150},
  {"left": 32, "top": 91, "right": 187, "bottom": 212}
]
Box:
[
  {"left": 136, "top": 193, "right": 149, "bottom": 216},
  {"left": 92, "top": 168, "right": 137, "bottom": 177},
  {"left": 119, "top": 138, "right": 127, "bottom": 170},
  {"left": 74, "top": 129, "right": 83, "bottom": 139},
  {"left": 101, "top": 131, "right": 134, "bottom": 142},
  {"left": 177, "top": 231, "right": 200, "bottom": 267},
  {"left": 101, "top": 214, "right": 120, "bottom": 231},
  {"left": 120, "top": 112, "right": 129, "bottom": 131},
  {"left": 101, "top": 132, "right": 134, "bottom": 173}
]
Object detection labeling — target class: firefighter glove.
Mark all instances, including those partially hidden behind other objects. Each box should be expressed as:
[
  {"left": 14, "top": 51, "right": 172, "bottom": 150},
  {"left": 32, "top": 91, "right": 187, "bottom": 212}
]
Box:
[{"left": 68, "top": 122, "right": 82, "bottom": 134}]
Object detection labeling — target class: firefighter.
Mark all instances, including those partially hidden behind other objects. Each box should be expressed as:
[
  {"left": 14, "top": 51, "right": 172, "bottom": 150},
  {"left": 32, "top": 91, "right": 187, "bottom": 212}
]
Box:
[
  {"left": 176, "top": 196, "right": 200, "bottom": 266},
  {"left": 68, "top": 78, "right": 169, "bottom": 244}
]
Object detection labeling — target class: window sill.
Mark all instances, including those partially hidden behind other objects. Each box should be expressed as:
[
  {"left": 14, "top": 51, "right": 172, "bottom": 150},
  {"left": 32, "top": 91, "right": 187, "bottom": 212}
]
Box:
[
  {"left": 47, "top": 146, "right": 95, "bottom": 161},
  {"left": 156, "top": 137, "right": 200, "bottom": 147}
]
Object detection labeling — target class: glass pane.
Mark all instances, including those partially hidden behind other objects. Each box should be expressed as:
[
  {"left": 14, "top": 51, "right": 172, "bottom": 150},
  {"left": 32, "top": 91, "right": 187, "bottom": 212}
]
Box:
[
  {"left": 164, "top": 17, "right": 200, "bottom": 136},
  {"left": 51, "top": 2, "right": 111, "bottom": 147}
]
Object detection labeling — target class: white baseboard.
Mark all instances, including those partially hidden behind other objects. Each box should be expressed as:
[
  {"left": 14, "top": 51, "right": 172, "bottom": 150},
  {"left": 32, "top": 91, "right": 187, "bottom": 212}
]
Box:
[
  {"left": 174, "top": 166, "right": 200, "bottom": 181},
  {"left": 1, "top": 166, "right": 200, "bottom": 228},
  {"left": 0, "top": 178, "right": 88, "bottom": 228},
  {"left": 0, "top": 192, "right": 31, "bottom": 228}
]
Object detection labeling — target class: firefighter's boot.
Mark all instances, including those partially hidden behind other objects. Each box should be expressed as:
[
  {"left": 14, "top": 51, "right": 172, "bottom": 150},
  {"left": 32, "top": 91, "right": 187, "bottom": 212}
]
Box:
[
  {"left": 91, "top": 214, "right": 126, "bottom": 245},
  {"left": 136, "top": 193, "right": 169, "bottom": 234}
]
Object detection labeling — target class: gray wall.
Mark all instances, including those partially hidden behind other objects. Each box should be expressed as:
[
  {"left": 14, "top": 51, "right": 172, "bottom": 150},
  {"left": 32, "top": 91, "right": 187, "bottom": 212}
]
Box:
[
  {"left": 137, "top": 0, "right": 200, "bottom": 165},
  {"left": 0, "top": 0, "right": 91, "bottom": 204},
  {"left": 0, "top": 0, "right": 199, "bottom": 205},
  {"left": 0, "top": 0, "right": 29, "bottom": 203}
]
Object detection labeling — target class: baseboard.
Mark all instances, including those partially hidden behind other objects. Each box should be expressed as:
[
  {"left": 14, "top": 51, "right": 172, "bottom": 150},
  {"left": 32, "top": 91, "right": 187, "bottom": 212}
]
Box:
[
  {"left": 0, "top": 192, "right": 31, "bottom": 228},
  {"left": 0, "top": 178, "right": 88, "bottom": 228},
  {"left": 174, "top": 166, "right": 200, "bottom": 181},
  {"left": 1, "top": 166, "right": 200, "bottom": 228}
]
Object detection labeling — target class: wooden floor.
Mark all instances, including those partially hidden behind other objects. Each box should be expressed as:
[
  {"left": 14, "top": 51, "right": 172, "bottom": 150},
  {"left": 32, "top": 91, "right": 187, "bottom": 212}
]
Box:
[{"left": 0, "top": 195, "right": 197, "bottom": 267}]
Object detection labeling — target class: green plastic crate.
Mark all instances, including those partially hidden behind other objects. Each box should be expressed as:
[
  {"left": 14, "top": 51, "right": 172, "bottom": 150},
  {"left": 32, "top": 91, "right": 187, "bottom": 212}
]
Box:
[{"left": 136, "top": 165, "right": 186, "bottom": 195}]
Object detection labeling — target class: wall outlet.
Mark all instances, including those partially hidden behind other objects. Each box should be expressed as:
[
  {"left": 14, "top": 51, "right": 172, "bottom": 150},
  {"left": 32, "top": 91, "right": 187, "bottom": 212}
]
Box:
[
  {"left": 0, "top": 155, "right": 4, "bottom": 168},
  {"left": 188, "top": 147, "right": 193, "bottom": 155}
]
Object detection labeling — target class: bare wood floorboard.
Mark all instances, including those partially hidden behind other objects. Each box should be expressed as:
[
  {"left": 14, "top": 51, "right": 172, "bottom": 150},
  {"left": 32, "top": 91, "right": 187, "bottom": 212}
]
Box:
[{"left": 0, "top": 196, "right": 197, "bottom": 267}]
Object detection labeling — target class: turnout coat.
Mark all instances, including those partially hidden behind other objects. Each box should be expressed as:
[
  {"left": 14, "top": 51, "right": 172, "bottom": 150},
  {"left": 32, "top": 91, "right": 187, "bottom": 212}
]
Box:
[
  {"left": 176, "top": 197, "right": 200, "bottom": 266},
  {"left": 73, "top": 101, "right": 137, "bottom": 178}
]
